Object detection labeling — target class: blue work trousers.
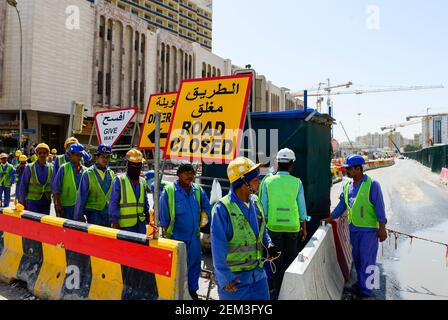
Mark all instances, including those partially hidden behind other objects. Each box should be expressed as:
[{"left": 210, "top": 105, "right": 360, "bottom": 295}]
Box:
[
  {"left": 0, "top": 186, "right": 11, "bottom": 207},
  {"left": 218, "top": 276, "right": 270, "bottom": 300},
  {"left": 26, "top": 198, "right": 51, "bottom": 215}
]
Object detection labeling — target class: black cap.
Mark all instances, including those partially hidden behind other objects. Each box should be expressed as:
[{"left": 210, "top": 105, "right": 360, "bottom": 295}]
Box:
[{"left": 177, "top": 162, "right": 195, "bottom": 176}]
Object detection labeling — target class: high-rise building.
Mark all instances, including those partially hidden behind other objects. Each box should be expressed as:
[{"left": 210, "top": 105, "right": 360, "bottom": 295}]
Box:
[{"left": 102, "top": 0, "right": 213, "bottom": 50}]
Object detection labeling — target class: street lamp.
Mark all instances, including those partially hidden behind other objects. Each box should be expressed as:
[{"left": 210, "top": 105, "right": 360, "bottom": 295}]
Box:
[{"left": 7, "top": 0, "right": 23, "bottom": 152}]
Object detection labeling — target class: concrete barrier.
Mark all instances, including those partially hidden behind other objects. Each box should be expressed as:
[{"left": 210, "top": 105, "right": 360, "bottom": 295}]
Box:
[
  {"left": 278, "top": 224, "right": 345, "bottom": 300},
  {"left": 440, "top": 168, "right": 448, "bottom": 185},
  {"left": 0, "top": 207, "right": 189, "bottom": 300},
  {"left": 330, "top": 214, "right": 352, "bottom": 282}
]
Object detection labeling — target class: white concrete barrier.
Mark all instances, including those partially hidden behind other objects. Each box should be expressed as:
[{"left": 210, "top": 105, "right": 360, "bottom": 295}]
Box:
[{"left": 278, "top": 224, "right": 345, "bottom": 300}]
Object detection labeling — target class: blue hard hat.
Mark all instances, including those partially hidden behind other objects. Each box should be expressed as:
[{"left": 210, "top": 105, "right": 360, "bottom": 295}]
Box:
[
  {"left": 69, "top": 143, "right": 85, "bottom": 154},
  {"left": 344, "top": 155, "right": 365, "bottom": 168},
  {"left": 82, "top": 150, "right": 92, "bottom": 162},
  {"left": 96, "top": 144, "right": 112, "bottom": 155}
]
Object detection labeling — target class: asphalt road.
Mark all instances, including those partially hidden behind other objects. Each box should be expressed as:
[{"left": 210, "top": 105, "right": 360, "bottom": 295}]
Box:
[
  {"left": 1, "top": 159, "right": 447, "bottom": 300},
  {"left": 332, "top": 159, "right": 448, "bottom": 300}
]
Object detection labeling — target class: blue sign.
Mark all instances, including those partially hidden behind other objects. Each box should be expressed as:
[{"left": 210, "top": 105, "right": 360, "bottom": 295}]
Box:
[{"left": 23, "top": 129, "right": 36, "bottom": 134}]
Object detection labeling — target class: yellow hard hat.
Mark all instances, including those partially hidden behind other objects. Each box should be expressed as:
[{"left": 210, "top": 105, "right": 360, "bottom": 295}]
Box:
[
  {"left": 15, "top": 150, "right": 22, "bottom": 157},
  {"left": 125, "top": 149, "right": 144, "bottom": 164},
  {"left": 227, "top": 157, "right": 261, "bottom": 184},
  {"left": 19, "top": 155, "right": 28, "bottom": 162},
  {"left": 0, "top": 153, "right": 8, "bottom": 159},
  {"left": 35, "top": 143, "right": 50, "bottom": 153},
  {"left": 64, "top": 137, "right": 79, "bottom": 149},
  {"left": 51, "top": 148, "right": 57, "bottom": 155}
]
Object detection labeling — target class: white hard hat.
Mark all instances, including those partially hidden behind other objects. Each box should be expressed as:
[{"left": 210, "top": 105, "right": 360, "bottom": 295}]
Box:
[{"left": 277, "top": 148, "right": 296, "bottom": 163}]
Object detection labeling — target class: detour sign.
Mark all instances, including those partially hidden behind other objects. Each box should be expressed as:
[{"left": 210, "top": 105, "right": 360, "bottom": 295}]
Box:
[
  {"left": 139, "top": 93, "right": 177, "bottom": 150},
  {"left": 164, "top": 74, "right": 253, "bottom": 163}
]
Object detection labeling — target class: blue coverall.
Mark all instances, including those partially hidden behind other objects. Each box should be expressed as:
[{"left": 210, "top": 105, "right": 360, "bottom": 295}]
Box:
[
  {"left": 0, "top": 163, "right": 15, "bottom": 207},
  {"left": 331, "top": 174, "right": 387, "bottom": 297},
  {"left": 108, "top": 174, "right": 149, "bottom": 234},
  {"left": 52, "top": 162, "right": 85, "bottom": 220},
  {"left": 17, "top": 162, "right": 52, "bottom": 215},
  {"left": 51, "top": 154, "right": 70, "bottom": 185},
  {"left": 159, "top": 180, "right": 212, "bottom": 293},
  {"left": 74, "top": 164, "right": 114, "bottom": 226},
  {"left": 211, "top": 188, "right": 273, "bottom": 300}
]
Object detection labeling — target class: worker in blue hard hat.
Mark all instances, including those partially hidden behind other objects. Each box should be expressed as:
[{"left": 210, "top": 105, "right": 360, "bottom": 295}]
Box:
[
  {"left": 51, "top": 137, "right": 80, "bottom": 185},
  {"left": 52, "top": 143, "right": 87, "bottom": 220},
  {"left": 17, "top": 144, "right": 53, "bottom": 214},
  {"left": 74, "top": 144, "right": 116, "bottom": 226},
  {"left": 159, "top": 162, "right": 212, "bottom": 300},
  {"left": 324, "top": 154, "right": 388, "bottom": 299},
  {"left": 258, "top": 148, "right": 311, "bottom": 300},
  {"left": 211, "top": 157, "right": 279, "bottom": 301}
]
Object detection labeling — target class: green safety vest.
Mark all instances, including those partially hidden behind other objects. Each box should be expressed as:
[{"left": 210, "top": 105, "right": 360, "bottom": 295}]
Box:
[
  {"left": 118, "top": 175, "right": 146, "bottom": 228},
  {"left": 219, "top": 194, "right": 266, "bottom": 273},
  {"left": 0, "top": 164, "right": 13, "bottom": 188},
  {"left": 258, "top": 173, "right": 273, "bottom": 200},
  {"left": 60, "top": 162, "right": 86, "bottom": 207},
  {"left": 264, "top": 174, "right": 301, "bottom": 232},
  {"left": 57, "top": 154, "right": 67, "bottom": 167},
  {"left": 26, "top": 162, "right": 53, "bottom": 201},
  {"left": 84, "top": 167, "right": 116, "bottom": 211},
  {"left": 343, "top": 176, "right": 379, "bottom": 229},
  {"left": 30, "top": 154, "right": 38, "bottom": 163},
  {"left": 164, "top": 181, "right": 201, "bottom": 239}
]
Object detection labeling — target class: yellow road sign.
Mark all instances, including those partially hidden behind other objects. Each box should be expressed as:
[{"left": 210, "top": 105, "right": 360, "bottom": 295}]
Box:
[
  {"left": 139, "top": 93, "right": 177, "bottom": 150},
  {"left": 164, "top": 74, "right": 253, "bottom": 164}
]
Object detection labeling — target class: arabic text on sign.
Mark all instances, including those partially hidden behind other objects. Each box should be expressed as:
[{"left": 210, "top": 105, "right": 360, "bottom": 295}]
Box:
[{"left": 185, "top": 82, "right": 240, "bottom": 101}]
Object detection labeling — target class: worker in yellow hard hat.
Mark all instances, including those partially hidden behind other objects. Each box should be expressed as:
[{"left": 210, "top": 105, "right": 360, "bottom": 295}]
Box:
[
  {"left": 210, "top": 157, "right": 279, "bottom": 301},
  {"left": 109, "top": 149, "right": 149, "bottom": 234},
  {"left": 14, "top": 154, "right": 28, "bottom": 199},
  {"left": 12, "top": 150, "right": 22, "bottom": 169},
  {"left": 18, "top": 143, "right": 53, "bottom": 215},
  {"left": 47, "top": 148, "right": 58, "bottom": 164},
  {"left": 51, "top": 137, "right": 79, "bottom": 185},
  {"left": 0, "top": 153, "right": 16, "bottom": 208}
]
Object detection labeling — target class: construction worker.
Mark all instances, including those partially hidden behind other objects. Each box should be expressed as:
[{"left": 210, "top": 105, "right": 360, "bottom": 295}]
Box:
[
  {"left": 52, "top": 143, "right": 87, "bottom": 220},
  {"left": 48, "top": 148, "right": 58, "bottom": 164},
  {"left": 324, "top": 155, "right": 388, "bottom": 299},
  {"left": 74, "top": 144, "right": 115, "bottom": 226},
  {"left": 12, "top": 150, "right": 22, "bottom": 168},
  {"left": 259, "top": 148, "right": 310, "bottom": 300},
  {"left": 159, "top": 162, "right": 212, "bottom": 300},
  {"left": 109, "top": 149, "right": 149, "bottom": 234},
  {"left": 0, "top": 153, "right": 15, "bottom": 208},
  {"left": 14, "top": 154, "right": 28, "bottom": 200},
  {"left": 211, "top": 157, "right": 280, "bottom": 300},
  {"left": 17, "top": 144, "right": 53, "bottom": 215},
  {"left": 52, "top": 137, "right": 79, "bottom": 184}
]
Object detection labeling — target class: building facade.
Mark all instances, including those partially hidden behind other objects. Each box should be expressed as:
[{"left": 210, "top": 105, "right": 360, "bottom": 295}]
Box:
[{"left": 422, "top": 114, "right": 448, "bottom": 148}]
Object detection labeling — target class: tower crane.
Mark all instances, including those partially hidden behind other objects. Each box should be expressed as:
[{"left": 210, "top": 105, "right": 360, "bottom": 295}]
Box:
[{"left": 380, "top": 120, "right": 421, "bottom": 153}]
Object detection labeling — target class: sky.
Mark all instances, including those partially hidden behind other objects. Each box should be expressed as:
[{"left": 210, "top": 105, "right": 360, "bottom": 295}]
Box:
[{"left": 211, "top": 0, "right": 448, "bottom": 142}]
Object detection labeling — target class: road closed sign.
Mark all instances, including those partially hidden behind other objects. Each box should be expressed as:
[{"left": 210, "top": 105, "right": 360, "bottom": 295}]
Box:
[
  {"left": 139, "top": 93, "right": 177, "bottom": 150},
  {"left": 164, "top": 74, "right": 253, "bottom": 163},
  {"left": 94, "top": 107, "right": 138, "bottom": 147}
]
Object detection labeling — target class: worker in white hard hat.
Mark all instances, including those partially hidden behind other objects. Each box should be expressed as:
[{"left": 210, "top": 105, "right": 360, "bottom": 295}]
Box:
[
  {"left": 259, "top": 148, "right": 310, "bottom": 300},
  {"left": 109, "top": 149, "right": 149, "bottom": 234},
  {"left": 211, "top": 157, "right": 280, "bottom": 300}
]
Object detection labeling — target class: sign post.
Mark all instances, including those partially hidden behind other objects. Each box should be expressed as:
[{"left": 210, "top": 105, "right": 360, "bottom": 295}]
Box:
[
  {"left": 164, "top": 74, "right": 253, "bottom": 164},
  {"left": 94, "top": 107, "right": 138, "bottom": 147}
]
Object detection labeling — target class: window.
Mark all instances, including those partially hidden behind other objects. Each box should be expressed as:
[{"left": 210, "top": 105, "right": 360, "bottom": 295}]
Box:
[
  {"left": 105, "top": 73, "right": 111, "bottom": 96},
  {"left": 107, "top": 28, "right": 112, "bottom": 41},
  {"left": 97, "top": 71, "right": 103, "bottom": 95},
  {"left": 99, "top": 25, "right": 105, "bottom": 38},
  {"left": 434, "top": 119, "right": 442, "bottom": 144}
]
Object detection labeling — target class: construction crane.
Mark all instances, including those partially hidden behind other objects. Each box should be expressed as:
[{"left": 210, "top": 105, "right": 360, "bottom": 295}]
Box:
[
  {"left": 381, "top": 120, "right": 421, "bottom": 153},
  {"left": 407, "top": 111, "right": 448, "bottom": 147}
]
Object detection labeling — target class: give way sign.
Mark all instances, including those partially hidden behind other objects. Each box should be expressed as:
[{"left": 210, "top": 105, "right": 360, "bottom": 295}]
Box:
[{"left": 94, "top": 107, "right": 138, "bottom": 147}]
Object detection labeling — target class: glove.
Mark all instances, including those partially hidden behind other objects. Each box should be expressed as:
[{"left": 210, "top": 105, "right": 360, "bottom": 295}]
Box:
[{"left": 267, "top": 244, "right": 281, "bottom": 258}]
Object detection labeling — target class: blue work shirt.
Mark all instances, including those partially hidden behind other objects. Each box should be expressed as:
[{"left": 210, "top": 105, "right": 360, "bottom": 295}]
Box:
[
  {"left": 108, "top": 174, "right": 149, "bottom": 225},
  {"left": 52, "top": 162, "right": 85, "bottom": 196},
  {"left": 211, "top": 188, "right": 273, "bottom": 289},
  {"left": 331, "top": 174, "right": 387, "bottom": 232},
  {"left": 159, "top": 180, "right": 212, "bottom": 242},
  {"left": 0, "top": 163, "right": 16, "bottom": 187},
  {"left": 18, "top": 162, "right": 51, "bottom": 204},
  {"left": 51, "top": 154, "right": 70, "bottom": 185},
  {"left": 74, "top": 164, "right": 114, "bottom": 221},
  {"left": 260, "top": 171, "right": 311, "bottom": 223}
]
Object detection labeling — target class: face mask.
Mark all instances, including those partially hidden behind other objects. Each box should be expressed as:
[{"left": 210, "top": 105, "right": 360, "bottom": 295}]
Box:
[{"left": 127, "top": 165, "right": 141, "bottom": 180}]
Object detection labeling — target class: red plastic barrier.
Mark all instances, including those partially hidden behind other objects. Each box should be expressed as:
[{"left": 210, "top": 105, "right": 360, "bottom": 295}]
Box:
[
  {"left": 330, "top": 214, "right": 352, "bottom": 282},
  {"left": 440, "top": 168, "right": 448, "bottom": 184}
]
